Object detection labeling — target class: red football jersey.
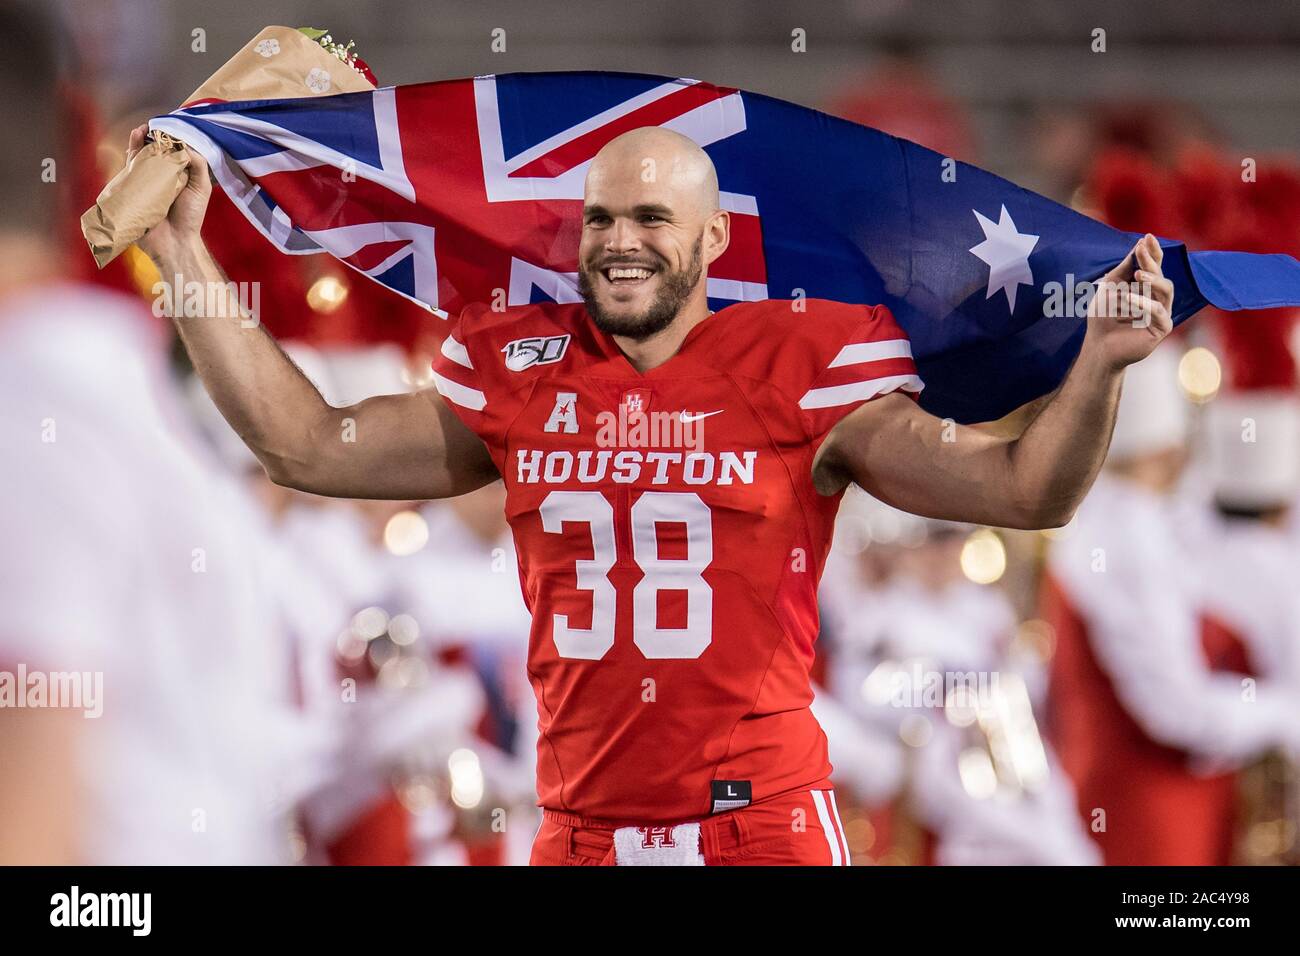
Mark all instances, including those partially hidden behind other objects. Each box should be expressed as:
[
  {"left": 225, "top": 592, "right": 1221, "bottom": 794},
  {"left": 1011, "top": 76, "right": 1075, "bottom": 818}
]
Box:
[{"left": 432, "top": 297, "right": 922, "bottom": 821}]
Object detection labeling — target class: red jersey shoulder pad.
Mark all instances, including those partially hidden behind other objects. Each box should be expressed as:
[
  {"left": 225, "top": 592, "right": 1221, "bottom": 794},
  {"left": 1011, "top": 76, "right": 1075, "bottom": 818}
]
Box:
[
  {"left": 450, "top": 300, "right": 590, "bottom": 371},
  {"left": 713, "top": 298, "right": 922, "bottom": 414},
  {"left": 434, "top": 300, "right": 587, "bottom": 398}
]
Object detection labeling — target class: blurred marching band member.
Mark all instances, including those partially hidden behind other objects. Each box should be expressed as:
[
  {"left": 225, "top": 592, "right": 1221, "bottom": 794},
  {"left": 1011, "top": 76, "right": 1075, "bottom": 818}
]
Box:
[
  {"left": 0, "top": 287, "right": 301, "bottom": 865},
  {"left": 1051, "top": 111, "right": 1300, "bottom": 866},
  {"left": 813, "top": 494, "right": 912, "bottom": 861},
  {"left": 312, "top": 349, "right": 538, "bottom": 865},
  {"left": 819, "top": 492, "right": 1097, "bottom": 864},
  {"left": 0, "top": 3, "right": 296, "bottom": 864},
  {"left": 411, "top": 490, "right": 541, "bottom": 864},
  {"left": 205, "top": 344, "right": 544, "bottom": 865},
  {"left": 1042, "top": 346, "right": 1300, "bottom": 865},
  {"left": 413, "top": 488, "right": 530, "bottom": 753},
  {"left": 1175, "top": 310, "right": 1300, "bottom": 864},
  {"left": 0, "top": 3, "right": 87, "bottom": 865},
  {"left": 1189, "top": 309, "right": 1300, "bottom": 694},
  {"left": 190, "top": 345, "right": 506, "bottom": 865}
]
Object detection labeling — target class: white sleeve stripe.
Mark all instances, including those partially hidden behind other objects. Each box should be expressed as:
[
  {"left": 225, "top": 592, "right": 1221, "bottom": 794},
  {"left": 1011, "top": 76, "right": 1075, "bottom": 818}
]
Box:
[
  {"left": 432, "top": 370, "right": 487, "bottom": 411},
  {"left": 827, "top": 339, "right": 913, "bottom": 368},
  {"left": 440, "top": 334, "right": 474, "bottom": 369},
  {"left": 798, "top": 373, "right": 924, "bottom": 410}
]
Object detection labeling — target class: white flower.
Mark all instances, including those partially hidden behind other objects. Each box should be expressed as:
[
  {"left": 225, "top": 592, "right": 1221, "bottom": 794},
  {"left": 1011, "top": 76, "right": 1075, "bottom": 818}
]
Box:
[
  {"left": 305, "top": 68, "right": 332, "bottom": 94},
  {"left": 254, "top": 38, "right": 280, "bottom": 57}
]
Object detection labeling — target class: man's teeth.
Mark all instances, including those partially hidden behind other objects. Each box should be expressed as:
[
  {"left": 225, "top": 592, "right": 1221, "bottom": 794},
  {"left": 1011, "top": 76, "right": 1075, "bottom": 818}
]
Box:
[{"left": 607, "top": 267, "right": 654, "bottom": 280}]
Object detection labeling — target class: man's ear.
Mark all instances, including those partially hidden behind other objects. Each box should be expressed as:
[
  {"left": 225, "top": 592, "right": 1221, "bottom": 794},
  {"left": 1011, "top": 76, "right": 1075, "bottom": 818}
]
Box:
[{"left": 704, "top": 209, "right": 730, "bottom": 266}]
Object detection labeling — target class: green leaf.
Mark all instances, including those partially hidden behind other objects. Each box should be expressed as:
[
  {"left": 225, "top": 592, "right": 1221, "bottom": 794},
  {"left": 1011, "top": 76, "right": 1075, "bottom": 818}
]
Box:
[{"left": 297, "top": 27, "right": 328, "bottom": 40}]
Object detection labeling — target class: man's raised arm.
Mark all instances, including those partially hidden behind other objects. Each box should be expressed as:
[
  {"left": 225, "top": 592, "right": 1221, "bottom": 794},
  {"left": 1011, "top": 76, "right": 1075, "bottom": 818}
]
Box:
[
  {"left": 813, "top": 234, "right": 1175, "bottom": 529},
  {"left": 130, "top": 126, "right": 497, "bottom": 500}
]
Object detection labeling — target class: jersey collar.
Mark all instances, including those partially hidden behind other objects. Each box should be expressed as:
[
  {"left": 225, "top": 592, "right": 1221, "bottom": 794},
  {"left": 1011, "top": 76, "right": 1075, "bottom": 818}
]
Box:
[{"left": 581, "top": 306, "right": 728, "bottom": 380}]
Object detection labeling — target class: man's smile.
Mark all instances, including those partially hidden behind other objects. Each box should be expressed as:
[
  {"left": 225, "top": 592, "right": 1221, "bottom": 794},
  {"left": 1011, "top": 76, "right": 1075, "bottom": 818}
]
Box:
[{"left": 599, "top": 262, "right": 659, "bottom": 291}]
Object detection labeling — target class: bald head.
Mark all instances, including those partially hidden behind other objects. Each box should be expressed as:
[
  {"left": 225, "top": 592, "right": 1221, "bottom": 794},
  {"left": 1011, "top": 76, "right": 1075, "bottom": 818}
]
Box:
[
  {"left": 586, "top": 127, "right": 719, "bottom": 220},
  {"left": 578, "top": 127, "right": 729, "bottom": 342}
]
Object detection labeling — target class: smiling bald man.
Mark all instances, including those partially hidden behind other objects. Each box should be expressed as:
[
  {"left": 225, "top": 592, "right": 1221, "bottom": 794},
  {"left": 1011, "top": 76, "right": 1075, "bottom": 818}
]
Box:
[
  {"left": 576, "top": 128, "right": 721, "bottom": 348},
  {"left": 135, "top": 121, "right": 1174, "bottom": 866}
]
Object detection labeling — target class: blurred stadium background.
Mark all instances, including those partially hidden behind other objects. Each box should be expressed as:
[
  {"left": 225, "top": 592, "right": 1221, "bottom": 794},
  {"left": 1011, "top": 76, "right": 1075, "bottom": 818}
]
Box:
[{"left": 2, "top": 0, "right": 1298, "bottom": 865}]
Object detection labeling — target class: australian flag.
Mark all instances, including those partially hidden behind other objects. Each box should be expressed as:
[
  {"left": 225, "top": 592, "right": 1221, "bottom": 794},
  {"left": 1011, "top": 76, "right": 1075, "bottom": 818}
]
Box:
[{"left": 150, "top": 71, "right": 1300, "bottom": 423}]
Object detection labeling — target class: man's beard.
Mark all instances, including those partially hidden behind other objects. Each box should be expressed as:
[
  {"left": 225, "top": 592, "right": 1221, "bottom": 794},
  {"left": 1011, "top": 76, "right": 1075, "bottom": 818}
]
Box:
[{"left": 578, "top": 236, "right": 703, "bottom": 341}]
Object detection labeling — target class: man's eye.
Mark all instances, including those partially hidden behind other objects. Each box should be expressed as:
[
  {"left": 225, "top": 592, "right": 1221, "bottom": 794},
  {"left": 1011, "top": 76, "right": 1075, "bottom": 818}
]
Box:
[
  {"left": 586, "top": 216, "right": 610, "bottom": 226},
  {"left": 639, "top": 215, "right": 662, "bottom": 223}
]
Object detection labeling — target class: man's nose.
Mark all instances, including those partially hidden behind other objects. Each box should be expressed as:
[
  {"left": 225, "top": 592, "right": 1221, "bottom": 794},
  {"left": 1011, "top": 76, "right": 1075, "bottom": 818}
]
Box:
[{"left": 606, "top": 218, "right": 642, "bottom": 253}]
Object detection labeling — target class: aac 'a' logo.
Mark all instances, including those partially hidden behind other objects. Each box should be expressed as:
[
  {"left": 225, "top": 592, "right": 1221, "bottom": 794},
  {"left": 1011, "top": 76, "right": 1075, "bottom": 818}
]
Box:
[
  {"left": 544, "top": 392, "right": 579, "bottom": 434},
  {"left": 502, "top": 333, "right": 571, "bottom": 372}
]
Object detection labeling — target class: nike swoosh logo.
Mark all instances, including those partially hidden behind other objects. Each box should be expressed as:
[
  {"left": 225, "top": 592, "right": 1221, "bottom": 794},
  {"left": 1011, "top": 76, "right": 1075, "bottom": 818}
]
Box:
[{"left": 679, "top": 410, "right": 723, "bottom": 423}]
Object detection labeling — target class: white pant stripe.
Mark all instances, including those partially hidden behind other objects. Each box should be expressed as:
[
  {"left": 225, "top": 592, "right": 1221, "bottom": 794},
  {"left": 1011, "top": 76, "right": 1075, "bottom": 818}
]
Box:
[
  {"left": 826, "top": 789, "right": 849, "bottom": 863},
  {"left": 809, "top": 789, "right": 843, "bottom": 866}
]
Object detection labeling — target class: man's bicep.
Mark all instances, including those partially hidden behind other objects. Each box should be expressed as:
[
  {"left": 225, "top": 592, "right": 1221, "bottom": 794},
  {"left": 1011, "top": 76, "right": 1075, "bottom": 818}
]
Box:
[
  {"left": 816, "top": 394, "right": 1014, "bottom": 523},
  {"left": 306, "top": 389, "right": 498, "bottom": 500},
  {"left": 420, "top": 389, "right": 500, "bottom": 497}
]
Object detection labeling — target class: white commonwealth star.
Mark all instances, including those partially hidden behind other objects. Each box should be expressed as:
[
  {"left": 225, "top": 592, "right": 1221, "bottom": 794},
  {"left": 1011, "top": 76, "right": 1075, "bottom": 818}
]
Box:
[{"left": 969, "top": 205, "right": 1039, "bottom": 313}]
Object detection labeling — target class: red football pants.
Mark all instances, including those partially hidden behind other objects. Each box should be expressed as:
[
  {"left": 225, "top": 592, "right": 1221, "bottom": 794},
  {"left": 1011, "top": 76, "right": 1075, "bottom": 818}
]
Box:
[{"left": 530, "top": 788, "right": 851, "bottom": 866}]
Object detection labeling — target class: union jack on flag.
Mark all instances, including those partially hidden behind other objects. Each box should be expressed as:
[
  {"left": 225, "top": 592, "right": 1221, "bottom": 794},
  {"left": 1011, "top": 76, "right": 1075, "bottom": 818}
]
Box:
[{"left": 152, "top": 71, "right": 1300, "bottom": 423}]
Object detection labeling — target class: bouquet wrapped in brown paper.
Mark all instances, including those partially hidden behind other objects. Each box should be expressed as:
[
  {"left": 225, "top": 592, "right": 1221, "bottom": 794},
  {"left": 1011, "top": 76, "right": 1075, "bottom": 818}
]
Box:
[{"left": 81, "top": 26, "right": 376, "bottom": 268}]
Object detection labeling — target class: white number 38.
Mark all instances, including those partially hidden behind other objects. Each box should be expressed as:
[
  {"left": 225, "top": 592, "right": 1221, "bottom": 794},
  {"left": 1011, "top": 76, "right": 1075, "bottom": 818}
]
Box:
[{"left": 539, "top": 490, "right": 714, "bottom": 660}]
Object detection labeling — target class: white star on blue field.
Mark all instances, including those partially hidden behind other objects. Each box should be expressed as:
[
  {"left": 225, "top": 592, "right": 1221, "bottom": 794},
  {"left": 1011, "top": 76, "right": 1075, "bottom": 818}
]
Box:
[{"left": 969, "top": 205, "right": 1040, "bottom": 313}]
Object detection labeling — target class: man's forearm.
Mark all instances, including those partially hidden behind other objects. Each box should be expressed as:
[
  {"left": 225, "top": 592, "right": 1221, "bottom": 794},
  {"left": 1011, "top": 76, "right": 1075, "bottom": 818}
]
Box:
[
  {"left": 1006, "top": 340, "right": 1124, "bottom": 527},
  {"left": 150, "top": 239, "right": 332, "bottom": 481}
]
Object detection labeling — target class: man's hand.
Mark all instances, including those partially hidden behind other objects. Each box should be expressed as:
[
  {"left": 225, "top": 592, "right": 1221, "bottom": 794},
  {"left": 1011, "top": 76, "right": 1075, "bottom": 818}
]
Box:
[
  {"left": 1083, "top": 233, "right": 1175, "bottom": 371},
  {"left": 127, "top": 124, "right": 212, "bottom": 262}
]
